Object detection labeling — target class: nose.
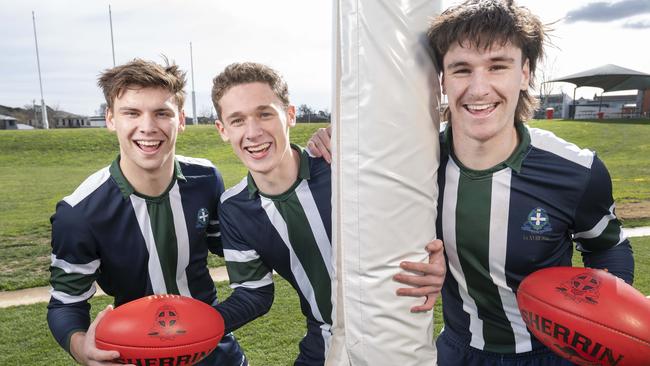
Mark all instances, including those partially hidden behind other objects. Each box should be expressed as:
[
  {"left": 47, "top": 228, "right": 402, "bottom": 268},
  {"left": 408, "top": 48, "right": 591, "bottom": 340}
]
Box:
[
  {"left": 245, "top": 118, "right": 263, "bottom": 140},
  {"left": 139, "top": 113, "right": 158, "bottom": 133},
  {"left": 467, "top": 70, "right": 490, "bottom": 99}
]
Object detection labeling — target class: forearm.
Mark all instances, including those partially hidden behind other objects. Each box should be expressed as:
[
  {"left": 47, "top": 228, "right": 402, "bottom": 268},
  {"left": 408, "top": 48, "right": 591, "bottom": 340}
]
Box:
[
  {"left": 582, "top": 240, "right": 634, "bottom": 284},
  {"left": 47, "top": 299, "right": 91, "bottom": 353},
  {"left": 215, "top": 283, "right": 274, "bottom": 333}
]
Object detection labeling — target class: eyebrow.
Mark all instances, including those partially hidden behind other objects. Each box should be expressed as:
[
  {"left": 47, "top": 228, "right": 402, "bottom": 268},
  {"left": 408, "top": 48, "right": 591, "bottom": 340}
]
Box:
[
  {"left": 117, "top": 107, "right": 174, "bottom": 113},
  {"left": 446, "top": 56, "right": 516, "bottom": 70},
  {"left": 225, "top": 105, "right": 274, "bottom": 120}
]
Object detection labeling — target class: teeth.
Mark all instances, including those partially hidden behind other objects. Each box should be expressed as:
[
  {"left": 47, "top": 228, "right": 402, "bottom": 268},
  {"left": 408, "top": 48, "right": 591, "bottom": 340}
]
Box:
[
  {"left": 137, "top": 140, "right": 161, "bottom": 147},
  {"left": 466, "top": 103, "right": 496, "bottom": 111},
  {"left": 247, "top": 142, "right": 271, "bottom": 153}
]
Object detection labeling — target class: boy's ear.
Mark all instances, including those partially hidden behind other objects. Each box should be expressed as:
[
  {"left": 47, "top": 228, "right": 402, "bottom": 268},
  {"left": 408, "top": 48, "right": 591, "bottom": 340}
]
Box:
[
  {"left": 105, "top": 108, "right": 116, "bottom": 131},
  {"left": 215, "top": 120, "right": 229, "bottom": 141},
  {"left": 287, "top": 105, "right": 297, "bottom": 127},
  {"left": 178, "top": 109, "right": 186, "bottom": 132}
]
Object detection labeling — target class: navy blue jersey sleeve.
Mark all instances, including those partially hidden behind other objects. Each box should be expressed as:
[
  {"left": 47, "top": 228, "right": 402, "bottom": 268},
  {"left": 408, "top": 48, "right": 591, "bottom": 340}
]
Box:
[
  {"left": 573, "top": 156, "right": 634, "bottom": 284},
  {"left": 47, "top": 201, "right": 101, "bottom": 353},
  {"left": 47, "top": 298, "right": 90, "bottom": 353},
  {"left": 216, "top": 201, "right": 275, "bottom": 332},
  {"left": 215, "top": 284, "right": 275, "bottom": 334},
  {"left": 206, "top": 167, "right": 226, "bottom": 256}
]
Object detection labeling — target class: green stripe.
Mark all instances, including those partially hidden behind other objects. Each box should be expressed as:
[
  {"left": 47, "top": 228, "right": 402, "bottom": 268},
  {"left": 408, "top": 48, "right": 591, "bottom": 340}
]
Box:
[
  {"left": 275, "top": 193, "right": 332, "bottom": 324},
  {"left": 226, "top": 259, "right": 270, "bottom": 284},
  {"left": 50, "top": 267, "right": 96, "bottom": 296},
  {"left": 147, "top": 198, "right": 180, "bottom": 294},
  {"left": 577, "top": 219, "right": 623, "bottom": 251},
  {"left": 456, "top": 174, "right": 515, "bottom": 353}
]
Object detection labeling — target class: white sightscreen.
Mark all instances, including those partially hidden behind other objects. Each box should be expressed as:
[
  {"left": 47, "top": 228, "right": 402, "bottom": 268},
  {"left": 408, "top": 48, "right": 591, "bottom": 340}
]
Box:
[{"left": 328, "top": 0, "right": 442, "bottom": 365}]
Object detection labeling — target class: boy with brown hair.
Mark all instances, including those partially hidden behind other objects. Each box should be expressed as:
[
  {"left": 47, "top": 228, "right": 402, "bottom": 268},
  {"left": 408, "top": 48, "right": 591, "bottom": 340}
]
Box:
[
  {"left": 428, "top": 0, "right": 633, "bottom": 364},
  {"left": 47, "top": 58, "right": 247, "bottom": 366}
]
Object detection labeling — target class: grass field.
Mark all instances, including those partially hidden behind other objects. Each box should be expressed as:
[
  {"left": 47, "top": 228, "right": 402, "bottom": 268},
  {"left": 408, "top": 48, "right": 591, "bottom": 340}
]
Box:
[{"left": 0, "top": 120, "right": 648, "bottom": 291}]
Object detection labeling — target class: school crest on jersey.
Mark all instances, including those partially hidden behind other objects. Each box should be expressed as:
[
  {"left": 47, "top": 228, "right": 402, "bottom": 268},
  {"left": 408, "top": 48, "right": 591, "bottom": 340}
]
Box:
[
  {"left": 522, "top": 207, "right": 552, "bottom": 233},
  {"left": 196, "top": 208, "right": 209, "bottom": 229}
]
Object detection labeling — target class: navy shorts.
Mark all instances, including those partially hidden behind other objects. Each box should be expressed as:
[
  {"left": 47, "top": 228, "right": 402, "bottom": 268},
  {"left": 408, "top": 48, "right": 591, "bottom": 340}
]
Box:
[
  {"left": 436, "top": 332, "right": 576, "bottom": 366},
  {"left": 198, "top": 332, "right": 248, "bottom": 366}
]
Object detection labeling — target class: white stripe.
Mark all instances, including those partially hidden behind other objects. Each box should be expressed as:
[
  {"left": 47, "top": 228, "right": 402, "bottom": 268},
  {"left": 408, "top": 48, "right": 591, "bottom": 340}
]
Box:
[
  {"left": 230, "top": 272, "right": 273, "bottom": 289},
  {"left": 573, "top": 203, "right": 617, "bottom": 239},
  {"left": 130, "top": 195, "right": 167, "bottom": 294},
  {"left": 176, "top": 155, "right": 215, "bottom": 168},
  {"left": 50, "top": 254, "right": 100, "bottom": 275},
  {"left": 207, "top": 232, "right": 221, "bottom": 238},
  {"left": 443, "top": 159, "right": 485, "bottom": 349},
  {"left": 169, "top": 182, "right": 192, "bottom": 297},
  {"left": 261, "top": 196, "right": 326, "bottom": 324},
  {"left": 295, "top": 180, "right": 333, "bottom": 277},
  {"left": 321, "top": 323, "right": 332, "bottom": 360},
  {"left": 209, "top": 220, "right": 219, "bottom": 225},
  {"left": 224, "top": 249, "right": 260, "bottom": 263},
  {"left": 49, "top": 284, "right": 97, "bottom": 304},
  {"left": 221, "top": 177, "right": 248, "bottom": 203},
  {"left": 63, "top": 166, "right": 111, "bottom": 207},
  {"left": 528, "top": 127, "right": 594, "bottom": 169},
  {"left": 488, "top": 170, "right": 532, "bottom": 353}
]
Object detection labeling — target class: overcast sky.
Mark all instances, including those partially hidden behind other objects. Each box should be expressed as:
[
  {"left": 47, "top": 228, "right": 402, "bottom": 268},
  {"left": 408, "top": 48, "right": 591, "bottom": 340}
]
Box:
[{"left": 1, "top": 0, "right": 649, "bottom": 116}]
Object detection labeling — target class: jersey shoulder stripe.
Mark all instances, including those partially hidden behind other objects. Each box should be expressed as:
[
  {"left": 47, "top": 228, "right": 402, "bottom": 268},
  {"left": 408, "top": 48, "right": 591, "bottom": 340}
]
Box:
[
  {"left": 221, "top": 177, "right": 248, "bottom": 204},
  {"left": 527, "top": 126, "right": 594, "bottom": 168},
  {"left": 63, "top": 166, "right": 111, "bottom": 207},
  {"left": 176, "top": 155, "right": 215, "bottom": 168}
]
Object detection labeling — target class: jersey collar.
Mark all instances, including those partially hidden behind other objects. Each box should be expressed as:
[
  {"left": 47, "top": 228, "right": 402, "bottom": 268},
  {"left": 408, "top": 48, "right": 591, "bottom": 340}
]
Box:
[
  {"left": 442, "top": 122, "right": 531, "bottom": 178},
  {"left": 247, "top": 143, "right": 310, "bottom": 199},
  {"left": 110, "top": 155, "right": 187, "bottom": 200}
]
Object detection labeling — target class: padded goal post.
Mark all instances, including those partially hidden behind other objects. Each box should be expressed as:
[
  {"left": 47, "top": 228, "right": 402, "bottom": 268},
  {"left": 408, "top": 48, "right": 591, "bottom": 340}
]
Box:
[{"left": 328, "top": 0, "right": 442, "bottom": 365}]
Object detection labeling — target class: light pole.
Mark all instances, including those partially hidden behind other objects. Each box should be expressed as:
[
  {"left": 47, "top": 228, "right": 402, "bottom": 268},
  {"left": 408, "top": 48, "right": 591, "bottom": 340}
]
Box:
[
  {"left": 190, "top": 42, "right": 197, "bottom": 125},
  {"left": 109, "top": 5, "right": 116, "bottom": 66},
  {"left": 32, "top": 11, "right": 49, "bottom": 129}
]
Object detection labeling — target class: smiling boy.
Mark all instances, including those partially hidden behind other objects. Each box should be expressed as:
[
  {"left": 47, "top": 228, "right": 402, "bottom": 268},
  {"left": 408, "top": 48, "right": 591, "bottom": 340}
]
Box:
[
  {"left": 428, "top": 1, "right": 634, "bottom": 365},
  {"left": 47, "top": 58, "right": 247, "bottom": 366},
  {"left": 211, "top": 62, "right": 446, "bottom": 365}
]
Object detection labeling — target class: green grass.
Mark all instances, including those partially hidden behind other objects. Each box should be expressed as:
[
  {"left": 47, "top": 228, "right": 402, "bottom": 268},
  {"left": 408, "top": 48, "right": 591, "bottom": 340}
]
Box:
[
  {"left": 0, "top": 124, "right": 326, "bottom": 291},
  {"left": 527, "top": 119, "right": 650, "bottom": 204},
  {"left": 1, "top": 238, "right": 648, "bottom": 365},
  {"left": 0, "top": 119, "right": 648, "bottom": 290}
]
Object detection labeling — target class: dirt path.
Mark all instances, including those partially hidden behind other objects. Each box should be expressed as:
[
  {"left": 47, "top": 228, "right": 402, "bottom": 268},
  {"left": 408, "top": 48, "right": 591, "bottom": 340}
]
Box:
[{"left": 618, "top": 201, "right": 650, "bottom": 220}]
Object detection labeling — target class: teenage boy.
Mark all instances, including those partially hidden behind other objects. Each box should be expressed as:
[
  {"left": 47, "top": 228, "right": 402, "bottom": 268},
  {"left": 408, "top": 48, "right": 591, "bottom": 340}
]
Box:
[
  {"left": 47, "top": 59, "right": 247, "bottom": 366},
  {"left": 309, "top": 1, "right": 634, "bottom": 364},
  {"left": 428, "top": 1, "right": 634, "bottom": 365},
  {"left": 211, "top": 62, "right": 445, "bottom": 365}
]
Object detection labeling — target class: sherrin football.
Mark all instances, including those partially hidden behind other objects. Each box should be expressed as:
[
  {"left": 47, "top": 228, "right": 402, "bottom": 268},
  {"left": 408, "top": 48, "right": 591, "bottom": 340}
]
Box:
[
  {"left": 517, "top": 266, "right": 650, "bottom": 366},
  {"left": 95, "top": 294, "right": 225, "bottom": 365}
]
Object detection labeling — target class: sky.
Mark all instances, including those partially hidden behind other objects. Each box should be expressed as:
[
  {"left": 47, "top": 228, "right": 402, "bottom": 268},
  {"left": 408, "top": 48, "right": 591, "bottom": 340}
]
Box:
[{"left": 0, "top": 0, "right": 649, "bottom": 117}]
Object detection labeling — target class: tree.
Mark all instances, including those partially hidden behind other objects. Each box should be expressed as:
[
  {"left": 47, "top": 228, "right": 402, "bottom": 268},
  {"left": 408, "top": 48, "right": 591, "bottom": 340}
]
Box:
[
  {"left": 95, "top": 103, "right": 108, "bottom": 116},
  {"left": 297, "top": 104, "right": 314, "bottom": 122},
  {"left": 537, "top": 56, "right": 558, "bottom": 106}
]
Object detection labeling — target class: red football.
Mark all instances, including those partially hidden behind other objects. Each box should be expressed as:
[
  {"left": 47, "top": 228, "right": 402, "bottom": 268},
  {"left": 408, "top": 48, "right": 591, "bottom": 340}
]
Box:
[
  {"left": 95, "top": 294, "right": 225, "bottom": 365},
  {"left": 517, "top": 266, "right": 650, "bottom": 366}
]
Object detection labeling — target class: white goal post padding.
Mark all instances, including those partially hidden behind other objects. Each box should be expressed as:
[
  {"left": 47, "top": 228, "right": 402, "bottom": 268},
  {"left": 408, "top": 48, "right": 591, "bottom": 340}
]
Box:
[{"left": 328, "top": 0, "right": 442, "bottom": 365}]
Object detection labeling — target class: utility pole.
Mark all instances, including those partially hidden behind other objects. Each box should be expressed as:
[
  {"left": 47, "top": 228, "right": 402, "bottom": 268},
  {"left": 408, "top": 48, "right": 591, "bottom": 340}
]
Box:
[
  {"left": 32, "top": 11, "right": 49, "bottom": 129},
  {"left": 190, "top": 42, "right": 197, "bottom": 125},
  {"left": 109, "top": 5, "right": 116, "bottom": 66}
]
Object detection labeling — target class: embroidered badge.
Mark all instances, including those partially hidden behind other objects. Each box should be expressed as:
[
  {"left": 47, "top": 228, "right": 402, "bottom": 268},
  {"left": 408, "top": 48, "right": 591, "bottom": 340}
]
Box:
[
  {"left": 196, "top": 208, "right": 209, "bottom": 229},
  {"left": 522, "top": 207, "right": 552, "bottom": 234}
]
